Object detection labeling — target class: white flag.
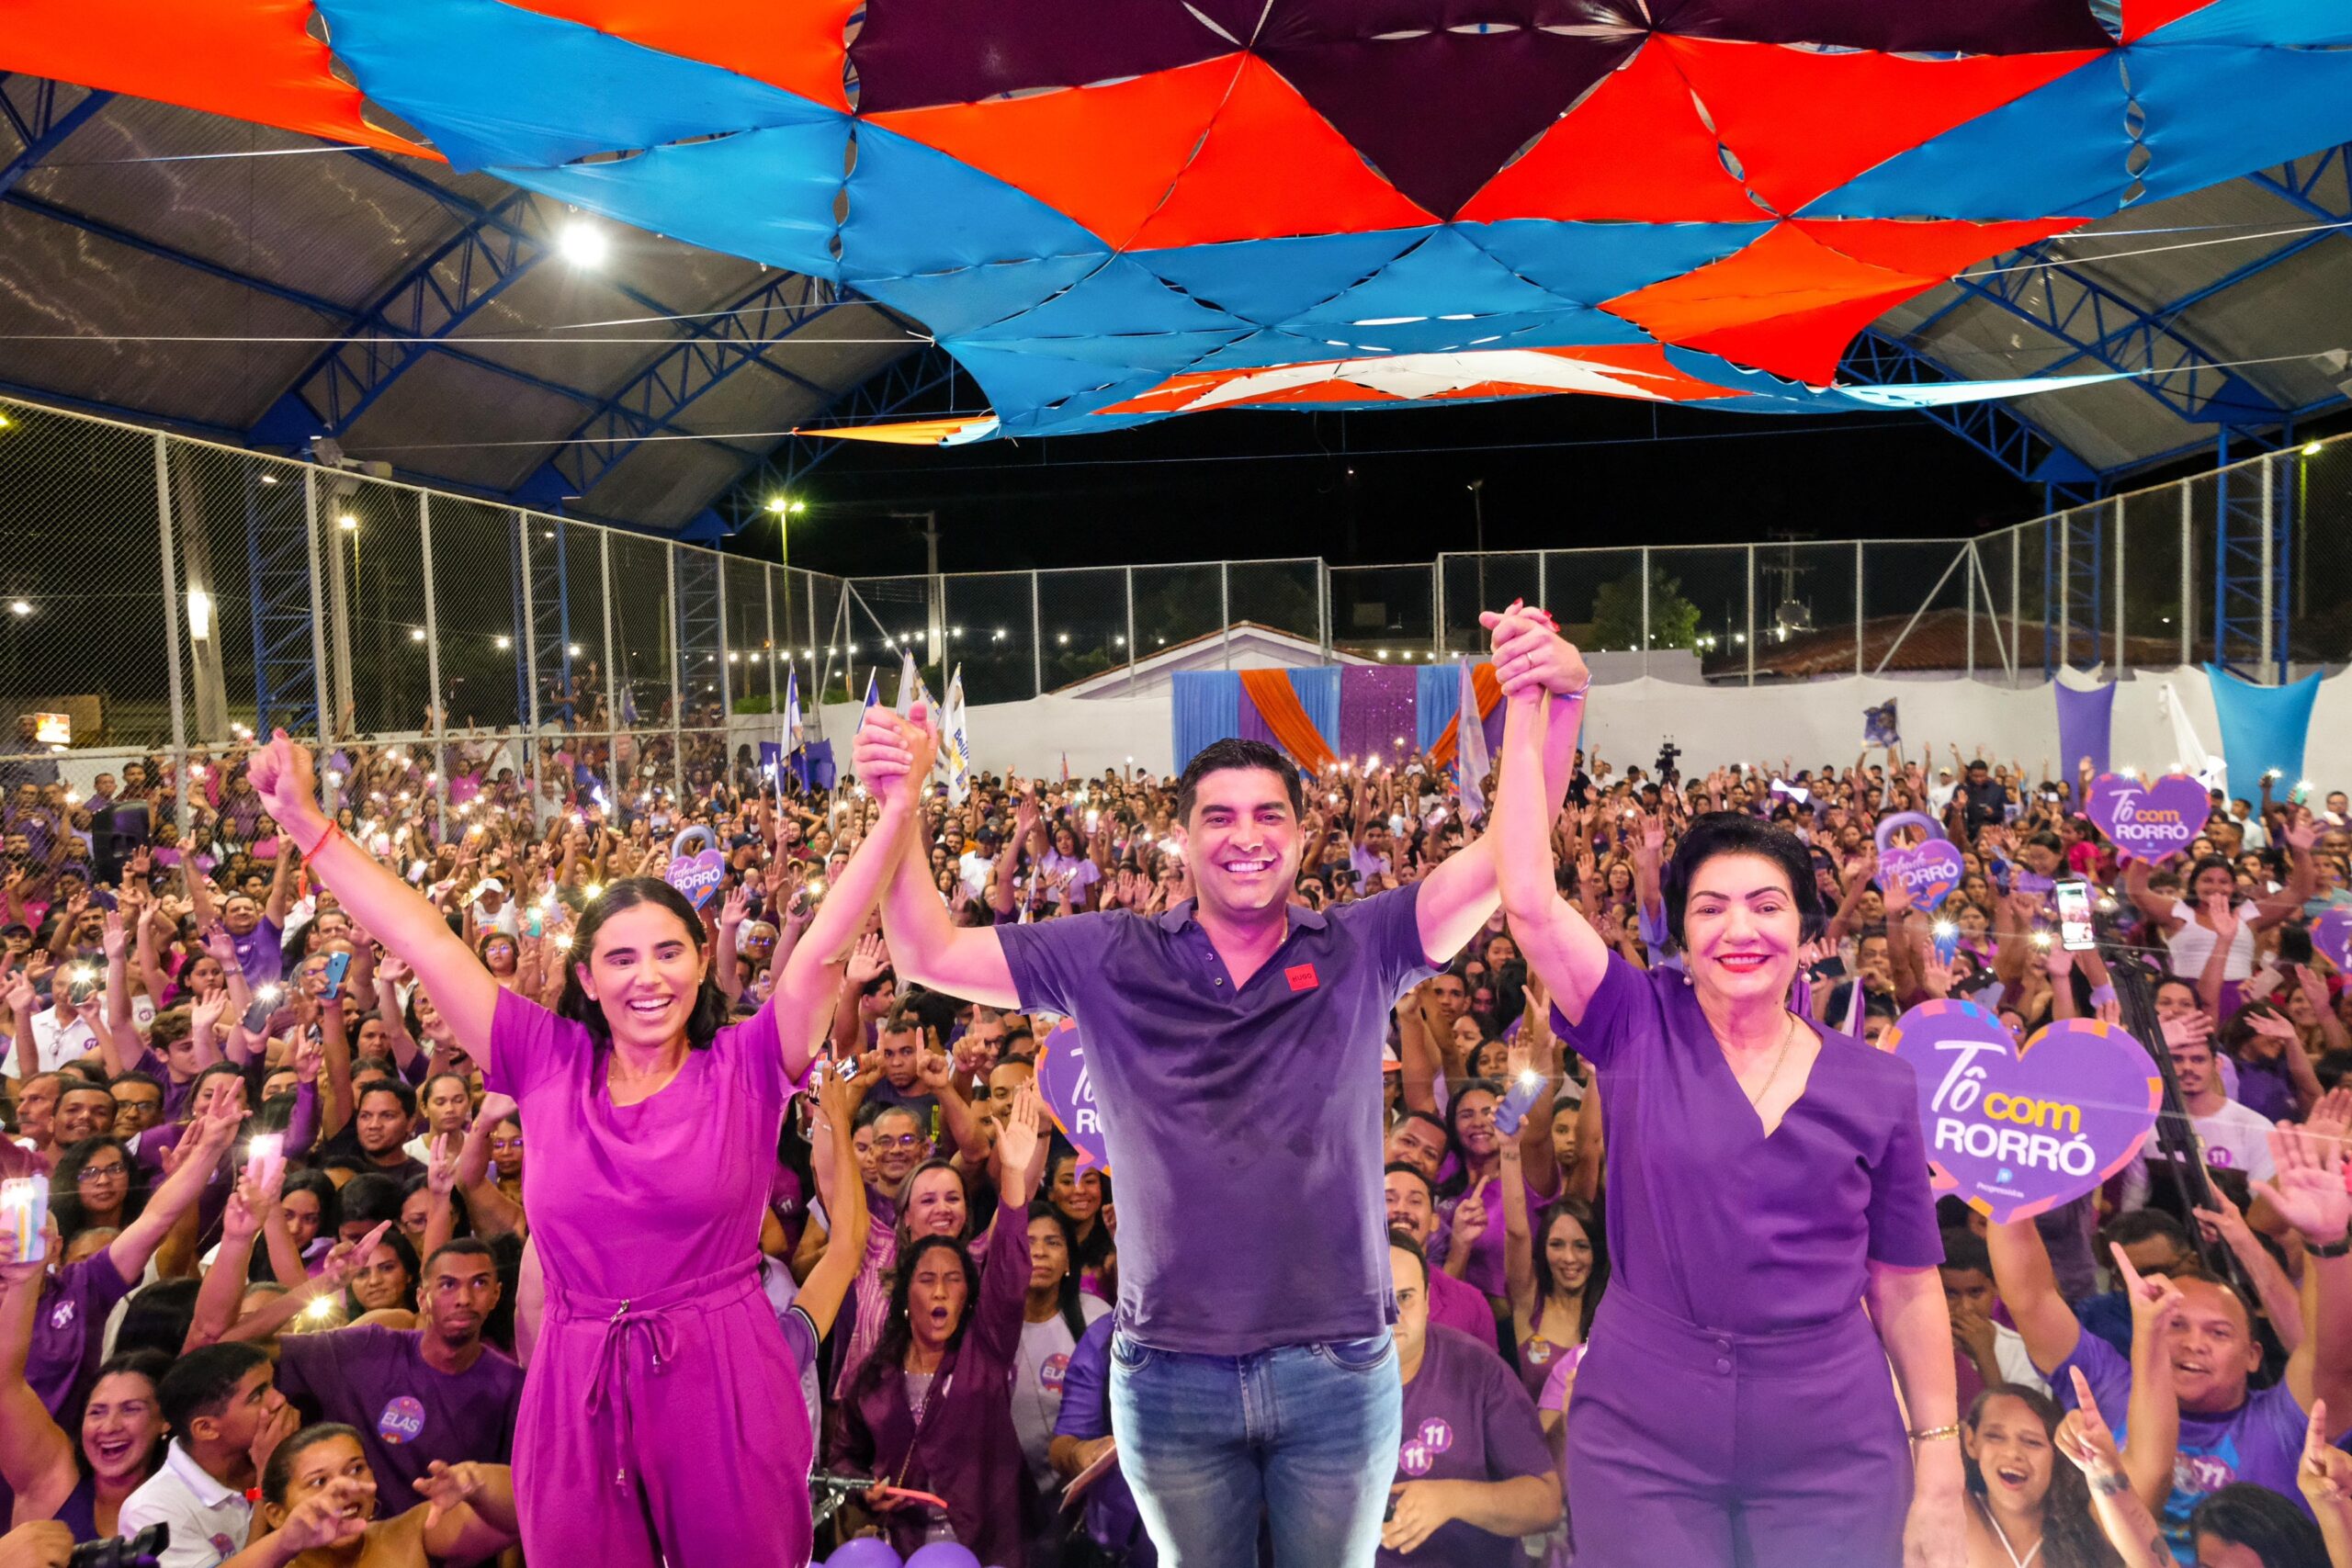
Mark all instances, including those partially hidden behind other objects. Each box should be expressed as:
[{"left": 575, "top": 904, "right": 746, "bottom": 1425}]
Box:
[
  {"left": 943, "top": 666, "right": 972, "bottom": 803},
  {"left": 894, "top": 649, "right": 922, "bottom": 717},
  {"left": 1455, "top": 657, "right": 1491, "bottom": 825}
]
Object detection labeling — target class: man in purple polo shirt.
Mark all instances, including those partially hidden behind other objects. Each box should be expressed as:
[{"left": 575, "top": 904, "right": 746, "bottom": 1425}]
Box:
[
  {"left": 1385, "top": 1164, "right": 1500, "bottom": 1352},
  {"left": 856, "top": 607, "right": 1586, "bottom": 1567},
  {"left": 273, "top": 1237, "right": 522, "bottom": 1503}
]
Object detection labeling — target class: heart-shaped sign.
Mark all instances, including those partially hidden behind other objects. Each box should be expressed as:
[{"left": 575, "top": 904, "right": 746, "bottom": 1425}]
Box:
[
  {"left": 665, "top": 826, "right": 727, "bottom": 909},
  {"left": 1886, "top": 999, "right": 2160, "bottom": 1223},
  {"left": 1035, "top": 1018, "right": 1109, "bottom": 1176},
  {"left": 2085, "top": 772, "right": 2209, "bottom": 863},
  {"left": 2316, "top": 908, "right": 2352, "bottom": 974},
  {"left": 1880, "top": 838, "right": 1964, "bottom": 911},
  {"left": 1873, "top": 811, "right": 1944, "bottom": 856}
]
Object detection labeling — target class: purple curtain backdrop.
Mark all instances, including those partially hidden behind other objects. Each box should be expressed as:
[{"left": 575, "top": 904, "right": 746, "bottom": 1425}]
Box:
[
  {"left": 2052, "top": 680, "right": 2116, "bottom": 778},
  {"left": 1339, "top": 665, "right": 1419, "bottom": 767},
  {"left": 1236, "top": 688, "right": 1278, "bottom": 750}
]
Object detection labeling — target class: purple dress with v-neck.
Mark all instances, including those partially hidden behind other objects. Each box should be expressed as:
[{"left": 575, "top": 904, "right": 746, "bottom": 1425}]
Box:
[
  {"left": 483, "top": 987, "right": 813, "bottom": 1568},
  {"left": 1552, "top": 953, "right": 1938, "bottom": 1568}
]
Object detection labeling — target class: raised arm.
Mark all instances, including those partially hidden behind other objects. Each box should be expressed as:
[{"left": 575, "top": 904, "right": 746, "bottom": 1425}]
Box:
[
  {"left": 789, "top": 1066, "right": 870, "bottom": 1342},
  {"left": 1985, "top": 1214, "right": 2083, "bottom": 1374},
  {"left": 2264, "top": 1125, "right": 2352, "bottom": 1427},
  {"left": 0, "top": 1228, "right": 77, "bottom": 1514},
  {"left": 246, "top": 732, "right": 501, "bottom": 1077},
  {"left": 854, "top": 710, "right": 1017, "bottom": 1010},
  {"left": 109, "top": 1077, "right": 244, "bottom": 1287},
  {"left": 1494, "top": 656, "right": 1609, "bottom": 1026},
  {"left": 2055, "top": 1370, "right": 2171, "bottom": 1568}
]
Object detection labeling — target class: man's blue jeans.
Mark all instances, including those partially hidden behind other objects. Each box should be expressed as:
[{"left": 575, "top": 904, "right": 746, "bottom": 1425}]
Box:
[{"left": 1107, "top": 1330, "right": 1401, "bottom": 1568}]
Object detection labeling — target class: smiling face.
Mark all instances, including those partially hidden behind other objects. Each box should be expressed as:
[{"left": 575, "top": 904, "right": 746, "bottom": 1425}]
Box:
[
  {"left": 1385, "top": 1117, "right": 1446, "bottom": 1180},
  {"left": 1050, "top": 1156, "right": 1102, "bottom": 1225},
  {"left": 1453, "top": 1089, "right": 1499, "bottom": 1159},
  {"left": 903, "top": 1166, "right": 967, "bottom": 1239},
  {"left": 80, "top": 1369, "right": 164, "bottom": 1485},
  {"left": 2163, "top": 1277, "right": 2264, "bottom": 1413},
  {"left": 869, "top": 1109, "right": 925, "bottom": 1189},
  {"left": 57, "top": 1087, "right": 116, "bottom": 1145},
  {"left": 1177, "top": 767, "right": 1300, "bottom": 920},
  {"left": 1543, "top": 1210, "right": 1593, "bottom": 1296},
  {"left": 1964, "top": 1392, "right": 2054, "bottom": 1515},
  {"left": 1383, "top": 1169, "right": 1435, "bottom": 1243},
  {"left": 574, "top": 901, "right": 707, "bottom": 1052},
  {"left": 1680, "top": 852, "right": 1804, "bottom": 1011}
]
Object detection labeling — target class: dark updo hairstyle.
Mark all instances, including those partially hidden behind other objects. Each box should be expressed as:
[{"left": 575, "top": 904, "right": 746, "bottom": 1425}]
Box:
[
  {"left": 554, "top": 876, "right": 730, "bottom": 1052},
  {"left": 261, "top": 1422, "right": 365, "bottom": 1507},
  {"left": 1660, "top": 812, "right": 1826, "bottom": 948}
]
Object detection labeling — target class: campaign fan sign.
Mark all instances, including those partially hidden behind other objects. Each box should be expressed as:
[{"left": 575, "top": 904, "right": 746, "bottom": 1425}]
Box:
[
  {"left": 664, "top": 826, "right": 727, "bottom": 908},
  {"left": 1886, "top": 999, "right": 2160, "bottom": 1223},
  {"left": 2084, "top": 772, "right": 2207, "bottom": 863},
  {"left": 1035, "top": 1018, "right": 1109, "bottom": 1176},
  {"left": 1872, "top": 811, "right": 1962, "bottom": 911}
]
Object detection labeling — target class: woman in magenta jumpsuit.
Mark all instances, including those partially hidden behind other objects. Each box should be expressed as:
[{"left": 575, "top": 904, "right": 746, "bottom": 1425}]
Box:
[
  {"left": 246, "top": 724, "right": 932, "bottom": 1567},
  {"left": 1484, "top": 606, "right": 1964, "bottom": 1568}
]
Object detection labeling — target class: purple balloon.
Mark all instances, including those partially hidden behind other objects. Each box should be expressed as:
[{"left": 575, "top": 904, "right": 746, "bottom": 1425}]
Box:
[
  {"left": 825, "top": 1539, "right": 904, "bottom": 1568},
  {"left": 2317, "top": 908, "right": 2352, "bottom": 974},
  {"left": 1886, "top": 999, "right": 2160, "bottom": 1224},
  {"left": 1035, "top": 1019, "right": 1110, "bottom": 1176},
  {"left": 905, "top": 1546, "right": 984, "bottom": 1568},
  {"left": 1878, "top": 838, "right": 1964, "bottom": 911},
  {"left": 2085, "top": 772, "right": 2208, "bottom": 863}
]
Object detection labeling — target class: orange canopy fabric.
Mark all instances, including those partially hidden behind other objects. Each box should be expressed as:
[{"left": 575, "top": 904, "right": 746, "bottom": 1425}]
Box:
[
  {"left": 1430, "top": 662, "right": 1501, "bottom": 768},
  {"left": 1238, "top": 668, "right": 1337, "bottom": 774},
  {"left": 3, "top": 0, "right": 435, "bottom": 159}
]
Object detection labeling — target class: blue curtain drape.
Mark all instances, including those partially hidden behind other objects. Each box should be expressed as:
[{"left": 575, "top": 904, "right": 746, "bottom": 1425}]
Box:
[
  {"left": 1288, "top": 667, "right": 1341, "bottom": 757},
  {"left": 2205, "top": 664, "right": 2322, "bottom": 795},
  {"left": 1171, "top": 671, "right": 1242, "bottom": 772},
  {"left": 1416, "top": 662, "right": 1460, "bottom": 752}
]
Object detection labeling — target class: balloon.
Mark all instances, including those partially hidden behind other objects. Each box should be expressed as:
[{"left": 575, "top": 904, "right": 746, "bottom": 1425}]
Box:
[
  {"left": 905, "top": 1547, "right": 982, "bottom": 1568},
  {"left": 824, "top": 1539, "right": 903, "bottom": 1568}
]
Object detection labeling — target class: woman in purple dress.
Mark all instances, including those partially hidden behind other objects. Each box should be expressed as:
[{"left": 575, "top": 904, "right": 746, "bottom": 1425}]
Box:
[
  {"left": 245, "top": 723, "right": 932, "bottom": 1568},
  {"left": 1487, "top": 609, "right": 1962, "bottom": 1568}
]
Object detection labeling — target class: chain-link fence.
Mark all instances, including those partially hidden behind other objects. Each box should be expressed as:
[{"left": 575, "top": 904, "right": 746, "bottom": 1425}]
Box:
[{"left": 2, "top": 391, "right": 2344, "bottom": 818}]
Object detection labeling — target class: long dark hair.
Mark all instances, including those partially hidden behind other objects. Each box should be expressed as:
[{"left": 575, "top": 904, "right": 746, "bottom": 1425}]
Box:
[
  {"left": 2189, "top": 1483, "right": 2327, "bottom": 1566},
  {"left": 1046, "top": 1148, "right": 1115, "bottom": 1275},
  {"left": 74, "top": 1348, "right": 171, "bottom": 1485},
  {"left": 1533, "top": 1198, "right": 1609, "bottom": 1343},
  {"left": 1438, "top": 1077, "right": 1504, "bottom": 1200},
  {"left": 1962, "top": 1386, "right": 2122, "bottom": 1568},
  {"left": 1025, "top": 1200, "right": 1090, "bottom": 1341},
  {"left": 847, "top": 1235, "right": 979, "bottom": 1409},
  {"left": 554, "top": 877, "right": 730, "bottom": 1052},
  {"left": 50, "top": 1135, "right": 147, "bottom": 1241}
]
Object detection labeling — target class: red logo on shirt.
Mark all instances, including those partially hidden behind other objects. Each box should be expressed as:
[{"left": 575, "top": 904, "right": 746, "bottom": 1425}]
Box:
[{"left": 1286, "top": 964, "right": 1319, "bottom": 992}]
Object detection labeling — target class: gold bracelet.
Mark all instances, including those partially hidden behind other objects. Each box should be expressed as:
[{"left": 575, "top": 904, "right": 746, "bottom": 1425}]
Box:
[{"left": 1908, "top": 1424, "right": 1961, "bottom": 1443}]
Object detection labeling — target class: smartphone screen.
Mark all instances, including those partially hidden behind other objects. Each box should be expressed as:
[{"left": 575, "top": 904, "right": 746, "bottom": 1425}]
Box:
[
  {"left": 319, "top": 952, "right": 353, "bottom": 1000},
  {"left": 2055, "top": 878, "right": 2097, "bottom": 952}
]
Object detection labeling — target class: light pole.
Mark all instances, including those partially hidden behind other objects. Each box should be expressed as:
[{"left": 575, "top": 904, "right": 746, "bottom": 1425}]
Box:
[
  {"left": 1468, "top": 479, "right": 1487, "bottom": 621},
  {"left": 765, "top": 494, "right": 807, "bottom": 570}
]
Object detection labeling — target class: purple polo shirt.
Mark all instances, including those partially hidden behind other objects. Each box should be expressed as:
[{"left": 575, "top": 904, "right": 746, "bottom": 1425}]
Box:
[
  {"left": 274, "top": 1325, "right": 523, "bottom": 1504},
  {"left": 1384, "top": 1325, "right": 1555, "bottom": 1568},
  {"left": 29, "top": 1255, "right": 138, "bottom": 1418},
  {"left": 999, "top": 887, "right": 1434, "bottom": 1355},
  {"left": 1424, "top": 1263, "right": 1500, "bottom": 1351},
  {"left": 228, "top": 917, "right": 284, "bottom": 989}
]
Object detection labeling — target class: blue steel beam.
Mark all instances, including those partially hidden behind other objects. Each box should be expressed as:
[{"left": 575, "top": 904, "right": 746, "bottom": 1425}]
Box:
[
  {"left": 1841, "top": 329, "right": 2101, "bottom": 505},
  {"left": 524, "top": 271, "right": 860, "bottom": 507},
  {"left": 713, "top": 344, "right": 961, "bottom": 535},
  {"left": 0, "top": 78, "right": 109, "bottom": 200}
]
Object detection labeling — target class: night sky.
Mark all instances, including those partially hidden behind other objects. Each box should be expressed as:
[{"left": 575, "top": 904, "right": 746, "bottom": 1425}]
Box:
[{"left": 755, "top": 390, "right": 2046, "bottom": 578}]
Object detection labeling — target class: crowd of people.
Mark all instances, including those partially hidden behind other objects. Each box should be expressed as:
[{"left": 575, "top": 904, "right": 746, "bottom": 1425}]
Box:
[{"left": 4, "top": 617, "right": 2352, "bottom": 1567}]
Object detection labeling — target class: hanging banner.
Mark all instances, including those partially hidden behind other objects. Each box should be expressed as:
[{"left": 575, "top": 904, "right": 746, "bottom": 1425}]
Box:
[
  {"left": 2085, "top": 772, "right": 2208, "bottom": 863},
  {"left": 1887, "top": 999, "right": 2160, "bottom": 1223}
]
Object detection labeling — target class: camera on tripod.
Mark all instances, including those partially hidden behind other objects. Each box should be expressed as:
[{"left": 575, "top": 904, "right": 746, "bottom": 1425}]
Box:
[
  {"left": 1656, "top": 741, "right": 1681, "bottom": 784},
  {"left": 69, "top": 1523, "right": 167, "bottom": 1568}
]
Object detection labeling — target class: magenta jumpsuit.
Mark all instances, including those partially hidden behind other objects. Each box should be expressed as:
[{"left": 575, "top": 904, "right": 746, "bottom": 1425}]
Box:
[
  {"left": 484, "top": 987, "right": 813, "bottom": 1568},
  {"left": 1553, "top": 955, "right": 1939, "bottom": 1568}
]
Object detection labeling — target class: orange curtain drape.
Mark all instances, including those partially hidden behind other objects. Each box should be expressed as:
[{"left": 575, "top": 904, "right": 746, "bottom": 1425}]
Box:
[
  {"left": 1430, "top": 662, "right": 1502, "bottom": 767},
  {"left": 1238, "top": 669, "right": 1338, "bottom": 774}
]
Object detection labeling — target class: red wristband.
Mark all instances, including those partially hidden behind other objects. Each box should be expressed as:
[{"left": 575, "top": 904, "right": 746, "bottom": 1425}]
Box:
[{"left": 295, "top": 820, "right": 342, "bottom": 858}]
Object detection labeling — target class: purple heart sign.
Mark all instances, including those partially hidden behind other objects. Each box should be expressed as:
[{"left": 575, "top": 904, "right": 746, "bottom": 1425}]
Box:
[
  {"left": 665, "top": 826, "right": 727, "bottom": 909},
  {"left": 1887, "top": 999, "right": 2160, "bottom": 1223},
  {"left": 1880, "top": 839, "right": 1965, "bottom": 911},
  {"left": 1035, "top": 1018, "right": 1109, "bottom": 1176},
  {"left": 2086, "top": 772, "right": 2209, "bottom": 863},
  {"left": 2316, "top": 908, "right": 2352, "bottom": 974}
]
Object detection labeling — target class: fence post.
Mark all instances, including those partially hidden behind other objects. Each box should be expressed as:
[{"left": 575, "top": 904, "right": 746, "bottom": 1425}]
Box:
[
  {"left": 1636, "top": 549, "right": 1656, "bottom": 677},
  {"left": 419, "top": 494, "right": 447, "bottom": 814},
  {"left": 600, "top": 528, "right": 621, "bottom": 810},
  {"left": 2009, "top": 529, "right": 2021, "bottom": 687},
  {"left": 154, "top": 434, "right": 191, "bottom": 837},
  {"left": 1220, "top": 562, "right": 1231, "bottom": 671},
  {"left": 2178, "top": 484, "right": 2193, "bottom": 669},
  {"left": 1031, "top": 572, "right": 1044, "bottom": 698},
  {"left": 763, "top": 563, "right": 778, "bottom": 722},
  {"left": 1125, "top": 566, "right": 1136, "bottom": 697},
  {"left": 667, "top": 546, "right": 685, "bottom": 798},
  {"left": 2055, "top": 510, "right": 2071, "bottom": 672},
  {"left": 519, "top": 519, "right": 539, "bottom": 735},
  {"left": 1536, "top": 550, "right": 1548, "bottom": 622},
  {"left": 1433, "top": 558, "right": 1447, "bottom": 658},
  {"left": 1317, "top": 561, "right": 1330, "bottom": 660},
  {"left": 1744, "top": 546, "right": 1756, "bottom": 687},
  {"left": 302, "top": 468, "right": 330, "bottom": 739},
  {"left": 1965, "top": 545, "right": 1976, "bottom": 680},
  {"left": 2260, "top": 457, "right": 2278, "bottom": 682},
  {"left": 2113, "top": 495, "right": 2127, "bottom": 671},
  {"left": 1854, "top": 539, "right": 1865, "bottom": 676},
  {"left": 716, "top": 556, "right": 733, "bottom": 718}
]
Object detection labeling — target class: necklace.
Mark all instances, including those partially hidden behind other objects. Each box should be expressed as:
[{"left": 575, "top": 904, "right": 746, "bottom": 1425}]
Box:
[
  {"left": 1738, "top": 1013, "right": 1801, "bottom": 1111},
  {"left": 1976, "top": 1495, "right": 2043, "bottom": 1568}
]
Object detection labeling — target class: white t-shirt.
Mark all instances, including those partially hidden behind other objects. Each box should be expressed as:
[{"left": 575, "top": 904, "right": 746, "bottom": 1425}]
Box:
[
  {"left": 8, "top": 1005, "right": 96, "bottom": 1077},
  {"left": 1011, "top": 1299, "right": 1112, "bottom": 1491},
  {"left": 1991, "top": 1322, "right": 2051, "bottom": 1397},
  {"left": 957, "top": 850, "right": 994, "bottom": 901},
  {"left": 2165, "top": 901, "right": 2259, "bottom": 983},
  {"left": 2121, "top": 1098, "right": 2278, "bottom": 1209},
  {"left": 119, "top": 1439, "right": 255, "bottom": 1568}
]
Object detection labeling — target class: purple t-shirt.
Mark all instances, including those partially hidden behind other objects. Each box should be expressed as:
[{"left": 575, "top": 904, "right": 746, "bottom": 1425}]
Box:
[
  {"left": 29, "top": 1255, "right": 137, "bottom": 1418},
  {"left": 1000, "top": 889, "right": 1435, "bottom": 1355},
  {"left": 1383, "top": 1325, "right": 1555, "bottom": 1568},
  {"left": 229, "top": 918, "right": 285, "bottom": 989},
  {"left": 274, "top": 1325, "right": 523, "bottom": 1504},
  {"left": 1432, "top": 1176, "right": 1552, "bottom": 1301},
  {"left": 1425, "top": 1257, "right": 1502, "bottom": 1349},
  {"left": 1551, "top": 953, "right": 1938, "bottom": 1332},
  {"left": 2056, "top": 1327, "right": 2314, "bottom": 1562}
]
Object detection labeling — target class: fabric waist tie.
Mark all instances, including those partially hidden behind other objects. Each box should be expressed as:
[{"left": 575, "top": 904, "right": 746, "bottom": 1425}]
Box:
[
  {"left": 546, "top": 1263, "right": 763, "bottom": 1488},
  {"left": 1597, "top": 1286, "right": 1874, "bottom": 1379}
]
